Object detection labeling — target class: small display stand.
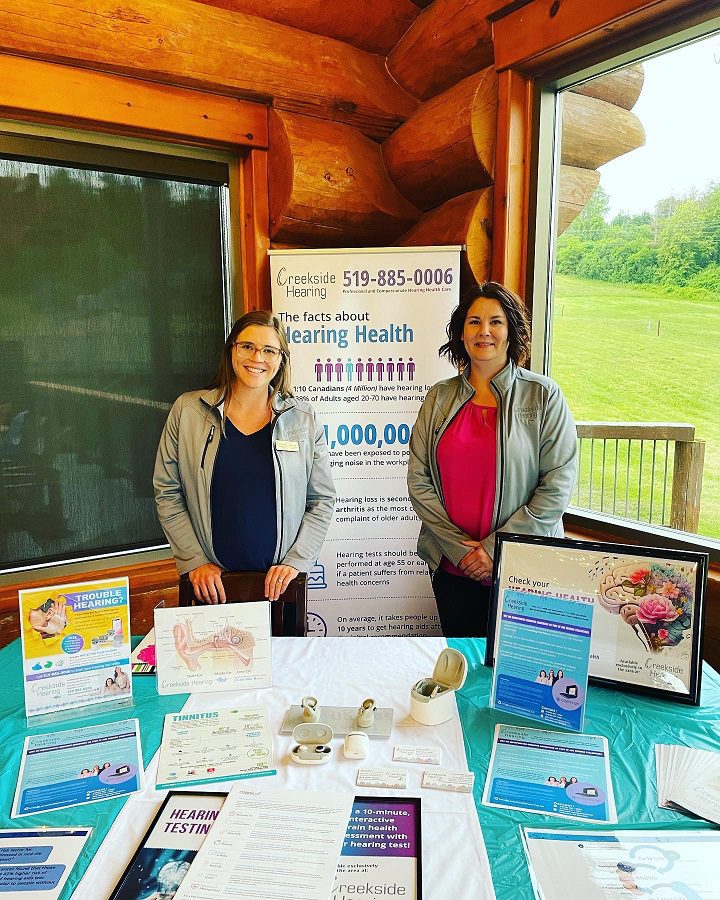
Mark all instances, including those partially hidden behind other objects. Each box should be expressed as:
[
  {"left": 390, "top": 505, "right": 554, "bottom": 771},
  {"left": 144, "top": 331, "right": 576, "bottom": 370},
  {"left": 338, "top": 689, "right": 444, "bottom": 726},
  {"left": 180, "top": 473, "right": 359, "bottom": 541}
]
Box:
[{"left": 280, "top": 704, "right": 393, "bottom": 738}]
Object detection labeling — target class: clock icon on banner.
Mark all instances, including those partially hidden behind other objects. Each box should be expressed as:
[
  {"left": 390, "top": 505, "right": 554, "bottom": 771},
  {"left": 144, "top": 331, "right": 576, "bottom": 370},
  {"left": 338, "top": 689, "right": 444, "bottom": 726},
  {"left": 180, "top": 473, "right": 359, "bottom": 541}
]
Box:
[{"left": 306, "top": 612, "right": 327, "bottom": 637}]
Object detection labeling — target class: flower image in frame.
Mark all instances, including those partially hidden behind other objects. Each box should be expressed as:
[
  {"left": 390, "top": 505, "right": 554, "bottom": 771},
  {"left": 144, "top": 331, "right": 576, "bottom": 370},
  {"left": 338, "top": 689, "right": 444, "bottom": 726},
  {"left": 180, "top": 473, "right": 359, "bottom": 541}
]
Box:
[{"left": 599, "top": 562, "right": 694, "bottom": 653}]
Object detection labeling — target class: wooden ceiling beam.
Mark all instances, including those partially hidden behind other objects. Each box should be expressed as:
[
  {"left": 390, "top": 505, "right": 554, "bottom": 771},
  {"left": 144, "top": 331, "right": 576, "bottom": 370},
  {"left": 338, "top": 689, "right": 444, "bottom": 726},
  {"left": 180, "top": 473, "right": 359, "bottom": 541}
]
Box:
[
  {"left": 387, "top": 0, "right": 502, "bottom": 100},
  {"left": 186, "top": 0, "right": 420, "bottom": 56},
  {"left": 0, "top": 0, "right": 418, "bottom": 139},
  {"left": 382, "top": 67, "right": 498, "bottom": 211},
  {"left": 397, "top": 189, "right": 494, "bottom": 285},
  {"left": 269, "top": 110, "right": 421, "bottom": 247}
]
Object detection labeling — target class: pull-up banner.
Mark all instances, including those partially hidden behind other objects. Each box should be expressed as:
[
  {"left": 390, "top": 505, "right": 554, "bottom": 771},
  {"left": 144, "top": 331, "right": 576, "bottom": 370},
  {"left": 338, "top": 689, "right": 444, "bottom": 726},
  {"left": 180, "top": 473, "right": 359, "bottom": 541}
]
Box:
[{"left": 269, "top": 246, "right": 460, "bottom": 637}]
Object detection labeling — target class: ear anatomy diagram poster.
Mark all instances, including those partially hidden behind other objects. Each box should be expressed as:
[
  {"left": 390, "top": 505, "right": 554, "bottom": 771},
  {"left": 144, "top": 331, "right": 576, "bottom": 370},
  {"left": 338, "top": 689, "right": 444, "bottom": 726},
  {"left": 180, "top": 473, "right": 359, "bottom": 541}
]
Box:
[{"left": 154, "top": 603, "right": 271, "bottom": 695}]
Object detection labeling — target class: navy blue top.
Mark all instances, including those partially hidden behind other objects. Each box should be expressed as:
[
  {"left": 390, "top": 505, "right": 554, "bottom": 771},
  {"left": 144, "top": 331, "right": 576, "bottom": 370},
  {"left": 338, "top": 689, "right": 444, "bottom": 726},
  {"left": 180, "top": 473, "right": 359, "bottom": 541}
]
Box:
[{"left": 211, "top": 418, "right": 277, "bottom": 571}]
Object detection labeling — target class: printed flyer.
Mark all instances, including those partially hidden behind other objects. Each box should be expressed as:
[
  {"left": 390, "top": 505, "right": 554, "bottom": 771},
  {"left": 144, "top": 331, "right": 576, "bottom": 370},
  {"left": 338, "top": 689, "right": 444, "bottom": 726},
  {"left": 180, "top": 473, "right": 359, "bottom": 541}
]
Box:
[
  {"left": 156, "top": 706, "right": 276, "bottom": 790},
  {"left": 173, "top": 786, "right": 354, "bottom": 900},
  {"left": 12, "top": 718, "right": 144, "bottom": 818},
  {"left": 492, "top": 536, "right": 705, "bottom": 700},
  {"left": 270, "top": 246, "right": 461, "bottom": 637},
  {"left": 482, "top": 724, "right": 617, "bottom": 824},
  {"left": 110, "top": 792, "right": 226, "bottom": 900},
  {"left": 18, "top": 577, "right": 131, "bottom": 718},
  {"left": 0, "top": 827, "right": 91, "bottom": 900},
  {"left": 332, "top": 797, "right": 421, "bottom": 900},
  {"left": 491, "top": 588, "right": 594, "bottom": 731},
  {"left": 154, "top": 602, "right": 271, "bottom": 696},
  {"left": 522, "top": 828, "right": 720, "bottom": 900}
]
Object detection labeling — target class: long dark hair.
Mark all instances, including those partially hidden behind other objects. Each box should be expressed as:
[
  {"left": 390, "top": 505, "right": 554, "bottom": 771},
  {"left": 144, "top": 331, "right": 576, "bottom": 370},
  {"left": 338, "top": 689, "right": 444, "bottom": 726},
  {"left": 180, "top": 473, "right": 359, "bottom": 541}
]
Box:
[
  {"left": 208, "top": 310, "right": 293, "bottom": 402},
  {"left": 439, "top": 281, "right": 531, "bottom": 370}
]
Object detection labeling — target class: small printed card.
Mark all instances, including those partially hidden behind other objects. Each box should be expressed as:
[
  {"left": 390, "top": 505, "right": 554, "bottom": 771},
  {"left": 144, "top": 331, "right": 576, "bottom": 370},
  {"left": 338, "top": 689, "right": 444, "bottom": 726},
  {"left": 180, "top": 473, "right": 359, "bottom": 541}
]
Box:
[
  {"left": 421, "top": 770, "right": 475, "bottom": 793},
  {"left": 356, "top": 768, "right": 408, "bottom": 790},
  {"left": 393, "top": 746, "right": 442, "bottom": 766}
]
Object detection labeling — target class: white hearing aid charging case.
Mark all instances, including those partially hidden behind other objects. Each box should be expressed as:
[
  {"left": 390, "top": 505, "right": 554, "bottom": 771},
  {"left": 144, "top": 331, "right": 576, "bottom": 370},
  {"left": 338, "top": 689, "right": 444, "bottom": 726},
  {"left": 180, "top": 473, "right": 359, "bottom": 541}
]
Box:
[
  {"left": 344, "top": 731, "right": 369, "bottom": 760},
  {"left": 291, "top": 723, "right": 334, "bottom": 765},
  {"left": 410, "top": 648, "right": 468, "bottom": 725}
]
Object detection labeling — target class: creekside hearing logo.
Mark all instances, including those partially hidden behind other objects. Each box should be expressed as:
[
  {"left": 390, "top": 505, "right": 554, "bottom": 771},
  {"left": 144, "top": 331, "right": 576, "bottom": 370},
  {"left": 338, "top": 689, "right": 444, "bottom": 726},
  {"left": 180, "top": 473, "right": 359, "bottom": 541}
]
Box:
[{"left": 276, "top": 266, "right": 335, "bottom": 300}]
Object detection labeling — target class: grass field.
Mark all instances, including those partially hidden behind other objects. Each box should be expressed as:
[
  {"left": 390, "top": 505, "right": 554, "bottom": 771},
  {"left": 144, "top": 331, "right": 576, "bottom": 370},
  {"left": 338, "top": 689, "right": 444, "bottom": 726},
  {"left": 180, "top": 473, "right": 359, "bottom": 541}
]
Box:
[{"left": 551, "top": 275, "right": 720, "bottom": 539}]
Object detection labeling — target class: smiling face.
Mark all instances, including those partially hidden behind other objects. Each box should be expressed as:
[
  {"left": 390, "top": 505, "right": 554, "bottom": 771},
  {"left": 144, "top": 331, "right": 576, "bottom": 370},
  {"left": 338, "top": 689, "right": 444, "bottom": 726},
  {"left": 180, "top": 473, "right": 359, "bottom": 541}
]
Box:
[
  {"left": 462, "top": 297, "right": 509, "bottom": 372},
  {"left": 231, "top": 324, "right": 284, "bottom": 393}
]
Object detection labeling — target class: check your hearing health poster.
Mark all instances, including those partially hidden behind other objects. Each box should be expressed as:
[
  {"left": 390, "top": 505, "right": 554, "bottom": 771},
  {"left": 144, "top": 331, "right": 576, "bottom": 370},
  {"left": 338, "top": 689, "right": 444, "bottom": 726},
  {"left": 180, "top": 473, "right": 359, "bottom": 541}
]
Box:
[{"left": 19, "top": 576, "right": 132, "bottom": 718}]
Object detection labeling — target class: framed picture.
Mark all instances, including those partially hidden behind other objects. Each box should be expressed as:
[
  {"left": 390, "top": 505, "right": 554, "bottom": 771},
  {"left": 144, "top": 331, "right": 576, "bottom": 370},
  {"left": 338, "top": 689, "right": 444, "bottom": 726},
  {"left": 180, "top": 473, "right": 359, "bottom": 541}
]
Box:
[
  {"left": 338, "top": 797, "right": 422, "bottom": 899},
  {"left": 485, "top": 534, "right": 708, "bottom": 705},
  {"left": 109, "top": 790, "right": 226, "bottom": 900}
]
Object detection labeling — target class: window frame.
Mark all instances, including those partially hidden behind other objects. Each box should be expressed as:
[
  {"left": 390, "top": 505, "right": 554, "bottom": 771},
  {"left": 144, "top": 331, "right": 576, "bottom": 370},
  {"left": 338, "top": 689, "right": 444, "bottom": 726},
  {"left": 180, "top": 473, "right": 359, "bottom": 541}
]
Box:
[
  {"left": 490, "top": 0, "right": 720, "bottom": 563},
  {"left": 0, "top": 53, "right": 270, "bottom": 595}
]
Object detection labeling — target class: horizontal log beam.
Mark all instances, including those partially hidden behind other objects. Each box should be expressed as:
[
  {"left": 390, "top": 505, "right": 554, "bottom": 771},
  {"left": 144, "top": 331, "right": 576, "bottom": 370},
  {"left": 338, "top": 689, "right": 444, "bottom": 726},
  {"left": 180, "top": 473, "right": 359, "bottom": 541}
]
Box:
[
  {"left": 187, "top": 0, "right": 420, "bottom": 56},
  {"left": 397, "top": 189, "right": 493, "bottom": 284},
  {"left": 383, "top": 67, "right": 497, "bottom": 210},
  {"left": 269, "top": 109, "right": 421, "bottom": 246},
  {"left": 557, "top": 165, "right": 600, "bottom": 234},
  {"left": 0, "top": 54, "right": 268, "bottom": 148},
  {"left": 561, "top": 93, "right": 645, "bottom": 169},
  {"left": 387, "top": 0, "right": 497, "bottom": 100},
  {"left": 571, "top": 64, "right": 644, "bottom": 110},
  {"left": 0, "top": 0, "right": 418, "bottom": 139}
]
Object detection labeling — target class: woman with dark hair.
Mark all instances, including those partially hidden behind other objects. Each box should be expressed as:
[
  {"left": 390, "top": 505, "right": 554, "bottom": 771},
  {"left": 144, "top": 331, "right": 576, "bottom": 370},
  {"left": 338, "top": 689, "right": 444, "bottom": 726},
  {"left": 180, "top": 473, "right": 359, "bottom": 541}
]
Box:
[
  {"left": 407, "top": 281, "right": 577, "bottom": 637},
  {"left": 154, "top": 311, "right": 335, "bottom": 604}
]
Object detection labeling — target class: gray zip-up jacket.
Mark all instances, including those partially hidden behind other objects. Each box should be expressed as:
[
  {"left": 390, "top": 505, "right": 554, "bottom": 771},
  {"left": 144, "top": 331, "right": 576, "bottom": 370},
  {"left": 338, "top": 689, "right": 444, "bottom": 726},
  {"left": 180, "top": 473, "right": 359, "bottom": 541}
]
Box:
[
  {"left": 153, "top": 388, "right": 335, "bottom": 575},
  {"left": 407, "top": 364, "right": 577, "bottom": 570}
]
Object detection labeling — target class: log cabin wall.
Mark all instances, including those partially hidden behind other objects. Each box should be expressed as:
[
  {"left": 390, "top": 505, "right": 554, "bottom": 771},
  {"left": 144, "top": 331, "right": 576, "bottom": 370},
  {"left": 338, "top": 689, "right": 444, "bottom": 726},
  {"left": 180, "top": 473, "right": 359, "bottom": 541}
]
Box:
[{"left": 1, "top": 0, "right": 719, "bottom": 669}]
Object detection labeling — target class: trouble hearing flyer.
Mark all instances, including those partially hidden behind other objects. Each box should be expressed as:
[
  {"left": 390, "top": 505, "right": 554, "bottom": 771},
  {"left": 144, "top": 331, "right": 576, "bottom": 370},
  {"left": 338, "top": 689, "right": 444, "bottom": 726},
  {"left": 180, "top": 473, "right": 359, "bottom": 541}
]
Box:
[{"left": 19, "top": 576, "right": 131, "bottom": 718}]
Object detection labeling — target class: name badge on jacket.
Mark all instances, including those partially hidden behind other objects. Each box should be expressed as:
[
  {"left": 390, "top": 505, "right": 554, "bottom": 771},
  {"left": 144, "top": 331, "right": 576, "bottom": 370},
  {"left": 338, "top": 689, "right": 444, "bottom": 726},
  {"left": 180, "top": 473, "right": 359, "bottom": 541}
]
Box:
[{"left": 275, "top": 440, "right": 300, "bottom": 452}]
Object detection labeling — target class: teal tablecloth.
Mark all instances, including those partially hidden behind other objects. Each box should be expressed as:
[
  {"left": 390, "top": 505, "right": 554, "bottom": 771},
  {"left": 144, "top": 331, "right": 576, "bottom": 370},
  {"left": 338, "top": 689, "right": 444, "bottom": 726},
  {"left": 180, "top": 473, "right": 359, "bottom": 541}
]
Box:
[
  {"left": 449, "top": 637, "right": 720, "bottom": 900},
  {"left": 0, "top": 637, "right": 718, "bottom": 899},
  {"left": 0, "top": 638, "right": 186, "bottom": 899}
]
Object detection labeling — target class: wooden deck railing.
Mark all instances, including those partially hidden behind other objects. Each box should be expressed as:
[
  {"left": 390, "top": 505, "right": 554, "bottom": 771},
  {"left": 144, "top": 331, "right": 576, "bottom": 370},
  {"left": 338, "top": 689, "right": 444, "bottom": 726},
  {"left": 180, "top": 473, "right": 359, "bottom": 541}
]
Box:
[{"left": 574, "top": 422, "right": 705, "bottom": 533}]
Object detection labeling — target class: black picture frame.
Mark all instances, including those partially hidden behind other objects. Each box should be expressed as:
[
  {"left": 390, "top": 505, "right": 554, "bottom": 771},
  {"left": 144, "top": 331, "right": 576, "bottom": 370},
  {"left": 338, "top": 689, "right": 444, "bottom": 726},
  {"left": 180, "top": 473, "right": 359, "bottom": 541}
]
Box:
[
  {"left": 109, "top": 790, "right": 227, "bottom": 900},
  {"left": 484, "top": 533, "right": 708, "bottom": 706},
  {"left": 346, "top": 796, "right": 422, "bottom": 900}
]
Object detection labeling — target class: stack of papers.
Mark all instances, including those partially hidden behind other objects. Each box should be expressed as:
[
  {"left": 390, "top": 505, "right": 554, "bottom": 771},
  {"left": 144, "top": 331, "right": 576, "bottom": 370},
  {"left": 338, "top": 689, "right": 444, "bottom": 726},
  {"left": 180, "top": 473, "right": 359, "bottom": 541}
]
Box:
[
  {"left": 483, "top": 724, "right": 617, "bottom": 823},
  {"left": 656, "top": 743, "right": 720, "bottom": 825},
  {"left": 523, "top": 828, "right": 720, "bottom": 900}
]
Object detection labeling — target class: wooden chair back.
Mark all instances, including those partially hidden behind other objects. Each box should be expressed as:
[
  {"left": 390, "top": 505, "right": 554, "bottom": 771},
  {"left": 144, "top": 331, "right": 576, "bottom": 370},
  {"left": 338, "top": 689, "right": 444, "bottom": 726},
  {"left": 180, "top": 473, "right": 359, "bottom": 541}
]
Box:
[{"left": 178, "top": 571, "right": 307, "bottom": 636}]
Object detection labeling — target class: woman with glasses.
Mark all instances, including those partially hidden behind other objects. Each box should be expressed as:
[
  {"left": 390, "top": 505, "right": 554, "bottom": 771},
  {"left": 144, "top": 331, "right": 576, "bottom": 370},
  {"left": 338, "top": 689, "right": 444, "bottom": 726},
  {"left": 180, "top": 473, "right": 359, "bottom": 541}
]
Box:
[
  {"left": 154, "top": 310, "right": 335, "bottom": 604},
  {"left": 407, "top": 281, "right": 577, "bottom": 638}
]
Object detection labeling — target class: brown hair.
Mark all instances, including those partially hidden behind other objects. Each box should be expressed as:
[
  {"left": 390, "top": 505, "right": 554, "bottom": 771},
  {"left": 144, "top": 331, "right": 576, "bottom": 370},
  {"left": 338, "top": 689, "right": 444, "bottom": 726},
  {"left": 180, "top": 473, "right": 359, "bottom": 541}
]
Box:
[
  {"left": 439, "top": 281, "right": 531, "bottom": 370},
  {"left": 208, "top": 310, "right": 293, "bottom": 404}
]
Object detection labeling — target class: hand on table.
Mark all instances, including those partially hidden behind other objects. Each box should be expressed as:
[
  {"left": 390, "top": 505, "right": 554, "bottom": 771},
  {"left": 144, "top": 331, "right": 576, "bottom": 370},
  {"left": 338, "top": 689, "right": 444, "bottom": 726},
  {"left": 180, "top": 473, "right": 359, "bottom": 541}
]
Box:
[
  {"left": 265, "top": 565, "right": 299, "bottom": 601},
  {"left": 189, "top": 563, "right": 226, "bottom": 604},
  {"left": 459, "top": 541, "right": 493, "bottom": 583}
]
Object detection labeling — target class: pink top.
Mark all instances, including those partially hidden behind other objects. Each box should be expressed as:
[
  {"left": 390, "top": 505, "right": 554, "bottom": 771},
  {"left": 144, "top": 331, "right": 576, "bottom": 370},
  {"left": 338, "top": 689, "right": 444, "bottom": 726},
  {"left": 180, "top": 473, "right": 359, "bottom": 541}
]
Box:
[{"left": 437, "top": 402, "right": 497, "bottom": 577}]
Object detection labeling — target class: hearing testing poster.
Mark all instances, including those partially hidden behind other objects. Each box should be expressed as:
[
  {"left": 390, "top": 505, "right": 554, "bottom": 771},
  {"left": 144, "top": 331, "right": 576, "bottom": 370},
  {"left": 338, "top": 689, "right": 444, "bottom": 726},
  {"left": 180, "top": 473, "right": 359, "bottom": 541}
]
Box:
[
  {"left": 270, "top": 247, "right": 460, "bottom": 637},
  {"left": 18, "top": 577, "right": 132, "bottom": 718}
]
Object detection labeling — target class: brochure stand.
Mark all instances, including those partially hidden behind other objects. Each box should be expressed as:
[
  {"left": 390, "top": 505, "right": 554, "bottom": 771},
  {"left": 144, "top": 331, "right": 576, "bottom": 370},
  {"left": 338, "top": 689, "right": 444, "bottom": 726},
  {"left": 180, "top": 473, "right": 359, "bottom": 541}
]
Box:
[{"left": 19, "top": 576, "right": 135, "bottom": 727}]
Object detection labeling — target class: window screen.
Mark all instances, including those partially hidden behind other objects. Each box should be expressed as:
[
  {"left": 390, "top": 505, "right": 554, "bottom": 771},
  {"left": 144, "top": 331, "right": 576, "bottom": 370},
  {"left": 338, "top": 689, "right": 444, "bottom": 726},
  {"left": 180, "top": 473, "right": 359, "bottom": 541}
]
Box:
[{"left": 0, "top": 142, "right": 229, "bottom": 570}]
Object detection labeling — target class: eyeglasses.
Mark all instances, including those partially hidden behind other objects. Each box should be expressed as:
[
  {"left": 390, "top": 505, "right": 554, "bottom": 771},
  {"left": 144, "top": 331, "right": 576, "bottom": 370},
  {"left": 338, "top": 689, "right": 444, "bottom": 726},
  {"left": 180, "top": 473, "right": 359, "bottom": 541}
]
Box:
[{"left": 234, "top": 341, "right": 284, "bottom": 362}]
